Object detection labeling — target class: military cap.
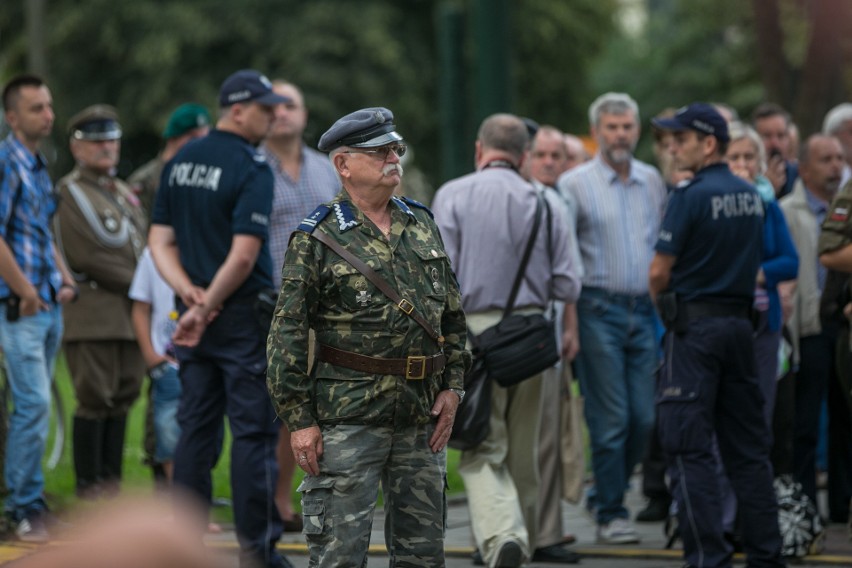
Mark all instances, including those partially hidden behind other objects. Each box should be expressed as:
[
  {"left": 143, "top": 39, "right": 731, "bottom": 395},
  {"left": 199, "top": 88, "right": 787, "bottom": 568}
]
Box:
[
  {"left": 68, "top": 104, "right": 122, "bottom": 141},
  {"left": 218, "top": 69, "right": 291, "bottom": 107},
  {"left": 651, "top": 102, "right": 730, "bottom": 143},
  {"left": 317, "top": 107, "right": 403, "bottom": 153},
  {"left": 163, "top": 103, "right": 212, "bottom": 139}
]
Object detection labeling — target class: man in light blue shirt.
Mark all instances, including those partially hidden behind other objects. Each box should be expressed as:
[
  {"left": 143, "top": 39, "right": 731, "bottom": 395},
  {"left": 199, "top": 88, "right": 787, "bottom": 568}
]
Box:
[{"left": 557, "top": 92, "right": 667, "bottom": 545}]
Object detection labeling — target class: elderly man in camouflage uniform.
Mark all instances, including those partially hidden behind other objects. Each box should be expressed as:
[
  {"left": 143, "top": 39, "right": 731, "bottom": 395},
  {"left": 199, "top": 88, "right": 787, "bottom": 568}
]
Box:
[
  {"left": 267, "top": 107, "right": 469, "bottom": 567},
  {"left": 54, "top": 104, "right": 147, "bottom": 499}
]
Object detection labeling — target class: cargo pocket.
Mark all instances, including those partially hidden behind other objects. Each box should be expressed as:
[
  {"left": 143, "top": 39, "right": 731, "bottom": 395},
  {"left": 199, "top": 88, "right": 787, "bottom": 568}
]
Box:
[
  {"left": 656, "top": 366, "right": 707, "bottom": 456},
  {"left": 298, "top": 476, "right": 336, "bottom": 536}
]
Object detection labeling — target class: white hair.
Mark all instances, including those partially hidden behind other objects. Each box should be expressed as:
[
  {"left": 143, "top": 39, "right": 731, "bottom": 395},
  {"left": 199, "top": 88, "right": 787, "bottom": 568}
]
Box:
[
  {"left": 588, "top": 92, "right": 639, "bottom": 128},
  {"left": 822, "top": 103, "right": 852, "bottom": 135},
  {"left": 727, "top": 121, "right": 767, "bottom": 174}
]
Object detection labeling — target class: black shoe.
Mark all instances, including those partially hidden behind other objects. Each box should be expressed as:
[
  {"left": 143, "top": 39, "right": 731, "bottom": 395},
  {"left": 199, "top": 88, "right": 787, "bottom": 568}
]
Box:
[
  {"left": 636, "top": 498, "right": 670, "bottom": 523},
  {"left": 532, "top": 544, "right": 581, "bottom": 563},
  {"left": 472, "top": 549, "right": 484, "bottom": 566},
  {"left": 664, "top": 514, "right": 680, "bottom": 549},
  {"left": 494, "top": 540, "right": 523, "bottom": 568}
]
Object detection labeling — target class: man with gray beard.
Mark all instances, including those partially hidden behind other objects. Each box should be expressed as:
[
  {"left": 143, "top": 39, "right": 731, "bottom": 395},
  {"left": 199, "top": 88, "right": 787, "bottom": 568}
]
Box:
[{"left": 557, "top": 93, "right": 666, "bottom": 545}]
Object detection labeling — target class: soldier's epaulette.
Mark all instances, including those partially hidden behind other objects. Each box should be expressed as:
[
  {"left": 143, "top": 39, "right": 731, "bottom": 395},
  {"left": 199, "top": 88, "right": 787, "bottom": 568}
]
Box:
[
  {"left": 296, "top": 205, "right": 332, "bottom": 234},
  {"left": 396, "top": 195, "right": 434, "bottom": 219}
]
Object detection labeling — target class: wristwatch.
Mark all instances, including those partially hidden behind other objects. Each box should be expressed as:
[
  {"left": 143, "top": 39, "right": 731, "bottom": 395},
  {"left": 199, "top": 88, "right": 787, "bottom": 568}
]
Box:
[{"left": 448, "top": 388, "right": 465, "bottom": 403}]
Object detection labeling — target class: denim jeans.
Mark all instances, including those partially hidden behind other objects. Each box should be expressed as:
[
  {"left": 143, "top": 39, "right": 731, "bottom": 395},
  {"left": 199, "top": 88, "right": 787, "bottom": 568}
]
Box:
[
  {"left": 0, "top": 303, "right": 63, "bottom": 517},
  {"left": 574, "top": 287, "right": 656, "bottom": 524},
  {"left": 151, "top": 362, "right": 181, "bottom": 463}
]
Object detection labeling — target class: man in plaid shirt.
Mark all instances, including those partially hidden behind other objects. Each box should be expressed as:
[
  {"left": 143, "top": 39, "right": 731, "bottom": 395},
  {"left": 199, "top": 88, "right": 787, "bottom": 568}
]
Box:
[{"left": 0, "top": 74, "right": 77, "bottom": 542}]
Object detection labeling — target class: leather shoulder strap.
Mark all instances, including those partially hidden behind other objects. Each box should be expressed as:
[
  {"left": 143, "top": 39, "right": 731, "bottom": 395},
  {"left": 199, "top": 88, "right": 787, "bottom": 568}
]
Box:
[
  {"left": 503, "top": 191, "right": 543, "bottom": 319},
  {"left": 310, "top": 229, "right": 444, "bottom": 347}
]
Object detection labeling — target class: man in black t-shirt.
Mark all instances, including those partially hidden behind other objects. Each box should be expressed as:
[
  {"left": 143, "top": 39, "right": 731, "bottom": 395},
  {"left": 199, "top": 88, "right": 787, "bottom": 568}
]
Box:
[{"left": 149, "top": 69, "right": 292, "bottom": 568}]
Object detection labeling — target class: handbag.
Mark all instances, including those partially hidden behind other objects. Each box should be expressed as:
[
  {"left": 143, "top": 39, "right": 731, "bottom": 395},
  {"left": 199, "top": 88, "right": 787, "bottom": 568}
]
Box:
[
  {"left": 474, "top": 191, "right": 560, "bottom": 387},
  {"left": 448, "top": 356, "right": 491, "bottom": 450},
  {"left": 559, "top": 363, "right": 585, "bottom": 504}
]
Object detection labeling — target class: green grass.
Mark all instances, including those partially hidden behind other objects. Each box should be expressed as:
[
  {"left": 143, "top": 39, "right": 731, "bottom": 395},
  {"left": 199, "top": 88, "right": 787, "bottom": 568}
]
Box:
[{"left": 41, "top": 356, "right": 467, "bottom": 523}]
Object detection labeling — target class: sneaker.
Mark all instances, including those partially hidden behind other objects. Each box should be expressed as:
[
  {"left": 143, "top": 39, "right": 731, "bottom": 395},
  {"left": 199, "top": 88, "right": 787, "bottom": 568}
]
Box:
[
  {"left": 16, "top": 513, "right": 49, "bottom": 543},
  {"left": 596, "top": 518, "right": 640, "bottom": 544}
]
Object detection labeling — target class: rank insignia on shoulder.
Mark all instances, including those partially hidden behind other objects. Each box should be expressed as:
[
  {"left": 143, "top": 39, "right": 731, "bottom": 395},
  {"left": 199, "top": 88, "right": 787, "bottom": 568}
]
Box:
[
  {"left": 334, "top": 202, "right": 359, "bottom": 232},
  {"left": 396, "top": 195, "right": 434, "bottom": 219},
  {"left": 830, "top": 206, "right": 849, "bottom": 222},
  {"left": 297, "top": 205, "right": 332, "bottom": 233}
]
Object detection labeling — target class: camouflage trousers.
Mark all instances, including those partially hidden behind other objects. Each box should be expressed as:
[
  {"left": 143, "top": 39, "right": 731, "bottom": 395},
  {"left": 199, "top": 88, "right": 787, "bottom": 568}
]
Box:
[{"left": 298, "top": 422, "right": 448, "bottom": 567}]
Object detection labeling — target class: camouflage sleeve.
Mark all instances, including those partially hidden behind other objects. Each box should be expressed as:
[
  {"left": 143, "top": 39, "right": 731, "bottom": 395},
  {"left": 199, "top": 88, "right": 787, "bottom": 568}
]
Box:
[
  {"left": 441, "top": 271, "right": 471, "bottom": 390},
  {"left": 819, "top": 184, "right": 852, "bottom": 255},
  {"left": 267, "top": 230, "right": 321, "bottom": 431},
  {"left": 432, "top": 218, "right": 471, "bottom": 389}
]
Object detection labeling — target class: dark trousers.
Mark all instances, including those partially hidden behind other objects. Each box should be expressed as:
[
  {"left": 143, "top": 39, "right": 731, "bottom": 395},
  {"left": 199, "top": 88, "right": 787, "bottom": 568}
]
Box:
[
  {"left": 828, "top": 330, "right": 852, "bottom": 522},
  {"left": 174, "top": 303, "right": 282, "bottom": 567},
  {"left": 642, "top": 366, "right": 670, "bottom": 504},
  {"left": 792, "top": 323, "right": 852, "bottom": 522},
  {"left": 659, "top": 317, "right": 783, "bottom": 568}
]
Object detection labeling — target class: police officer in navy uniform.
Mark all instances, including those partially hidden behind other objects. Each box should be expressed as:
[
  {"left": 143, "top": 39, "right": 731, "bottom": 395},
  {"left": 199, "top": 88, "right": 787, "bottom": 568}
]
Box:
[
  {"left": 148, "top": 69, "right": 292, "bottom": 568},
  {"left": 648, "top": 104, "right": 786, "bottom": 568}
]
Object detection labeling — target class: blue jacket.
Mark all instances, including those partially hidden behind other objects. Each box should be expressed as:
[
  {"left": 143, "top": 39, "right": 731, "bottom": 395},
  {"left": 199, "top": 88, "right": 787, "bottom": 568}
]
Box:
[{"left": 761, "top": 196, "right": 799, "bottom": 331}]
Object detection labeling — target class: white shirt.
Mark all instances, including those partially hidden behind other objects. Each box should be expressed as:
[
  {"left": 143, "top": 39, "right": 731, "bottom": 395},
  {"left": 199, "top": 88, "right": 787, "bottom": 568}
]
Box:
[{"left": 128, "top": 247, "right": 177, "bottom": 356}]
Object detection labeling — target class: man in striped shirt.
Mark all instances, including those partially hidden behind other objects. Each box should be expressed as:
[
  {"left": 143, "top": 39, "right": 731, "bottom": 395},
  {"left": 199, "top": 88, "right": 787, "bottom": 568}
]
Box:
[{"left": 557, "top": 92, "right": 667, "bottom": 545}]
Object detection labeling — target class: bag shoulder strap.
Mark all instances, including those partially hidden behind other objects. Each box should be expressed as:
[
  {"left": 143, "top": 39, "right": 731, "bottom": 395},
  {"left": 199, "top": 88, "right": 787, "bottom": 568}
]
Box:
[
  {"left": 503, "top": 192, "right": 544, "bottom": 319},
  {"left": 309, "top": 229, "right": 444, "bottom": 347}
]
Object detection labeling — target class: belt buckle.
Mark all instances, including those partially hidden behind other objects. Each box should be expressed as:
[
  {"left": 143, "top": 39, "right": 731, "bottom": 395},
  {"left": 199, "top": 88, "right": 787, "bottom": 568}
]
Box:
[
  {"left": 398, "top": 299, "right": 415, "bottom": 315},
  {"left": 406, "top": 356, "right": 426, "bottom": 380}
]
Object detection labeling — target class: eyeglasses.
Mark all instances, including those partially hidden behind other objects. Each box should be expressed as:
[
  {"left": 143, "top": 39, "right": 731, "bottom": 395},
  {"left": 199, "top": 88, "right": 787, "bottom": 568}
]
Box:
[{"left": 341, "top": 144, "right": 407, "bottom": 161}]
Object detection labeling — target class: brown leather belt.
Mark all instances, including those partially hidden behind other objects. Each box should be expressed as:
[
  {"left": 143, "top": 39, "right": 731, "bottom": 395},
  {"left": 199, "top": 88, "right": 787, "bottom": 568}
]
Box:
[{"left": 317, "top": 344, "right": 445, "bottom": 380}]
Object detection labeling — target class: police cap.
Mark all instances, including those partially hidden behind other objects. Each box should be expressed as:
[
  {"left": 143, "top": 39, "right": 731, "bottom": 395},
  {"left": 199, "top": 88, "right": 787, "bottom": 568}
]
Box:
[
  {"left": 651, "top": 102, "right": 729, "bottom": 143},
  {"left": 317, "top": 107, "right": 403, "bottom": 153},
  {"left": 68, "top": 104, "right": 122, "bottom": 141},
  {"left": 163, "top": 103, "right": 211, "bottom": 139},
  {"left": 218, "top": 69, "right": 291, "bottom": 107}
]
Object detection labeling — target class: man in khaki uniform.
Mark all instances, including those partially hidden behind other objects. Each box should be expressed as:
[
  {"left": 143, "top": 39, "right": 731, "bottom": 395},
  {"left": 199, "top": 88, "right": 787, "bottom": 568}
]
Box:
[{"left": 54, "top": 105, "right": 147, "bottom": 499}]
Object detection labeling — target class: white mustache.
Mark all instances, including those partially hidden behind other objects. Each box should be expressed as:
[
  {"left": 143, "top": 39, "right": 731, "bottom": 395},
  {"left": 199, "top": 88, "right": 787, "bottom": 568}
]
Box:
[{"left": 382, "top": 163, "right": 404, "bottom": 177}]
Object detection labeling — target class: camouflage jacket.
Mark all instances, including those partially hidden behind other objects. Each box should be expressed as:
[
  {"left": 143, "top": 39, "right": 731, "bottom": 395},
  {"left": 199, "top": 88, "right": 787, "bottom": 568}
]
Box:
[
  {"left": 267, "top": 190, "right": 470, "bottom": 431},
  {"left": 820, "top": 178, "right": 852, "bottom": 255}
]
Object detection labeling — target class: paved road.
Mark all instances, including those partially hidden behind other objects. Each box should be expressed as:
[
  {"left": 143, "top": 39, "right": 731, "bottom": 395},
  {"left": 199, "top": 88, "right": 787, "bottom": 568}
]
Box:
[{"left": 1, "top": 472, "right": 848, "bottom": 566}]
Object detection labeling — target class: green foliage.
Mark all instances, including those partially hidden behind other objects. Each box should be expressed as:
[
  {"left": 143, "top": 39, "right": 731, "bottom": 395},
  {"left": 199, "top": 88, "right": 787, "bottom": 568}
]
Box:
[
  {"left": 2, "top": 0, "right": 616, "bottom": 185},
  {"left": 513, "top": 0, "right": 617, "bottom": 134},
  {"left": 589, "top": 0, "right": 762, "bottom": 162}
]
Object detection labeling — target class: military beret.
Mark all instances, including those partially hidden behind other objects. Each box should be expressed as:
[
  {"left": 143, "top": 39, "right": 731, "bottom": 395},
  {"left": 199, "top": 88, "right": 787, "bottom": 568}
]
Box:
[
  {"left": 317, "top": 107, "right": 403, "bottom": 153},
  {"left": 218, "top": 69, "right": 290, "bottom": 107},
  {"left": 68, "top": 104, "right": 122, "bottom": 141},
  {"left": 163, "top": 103, "right": 211, "bottom": 139}
]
